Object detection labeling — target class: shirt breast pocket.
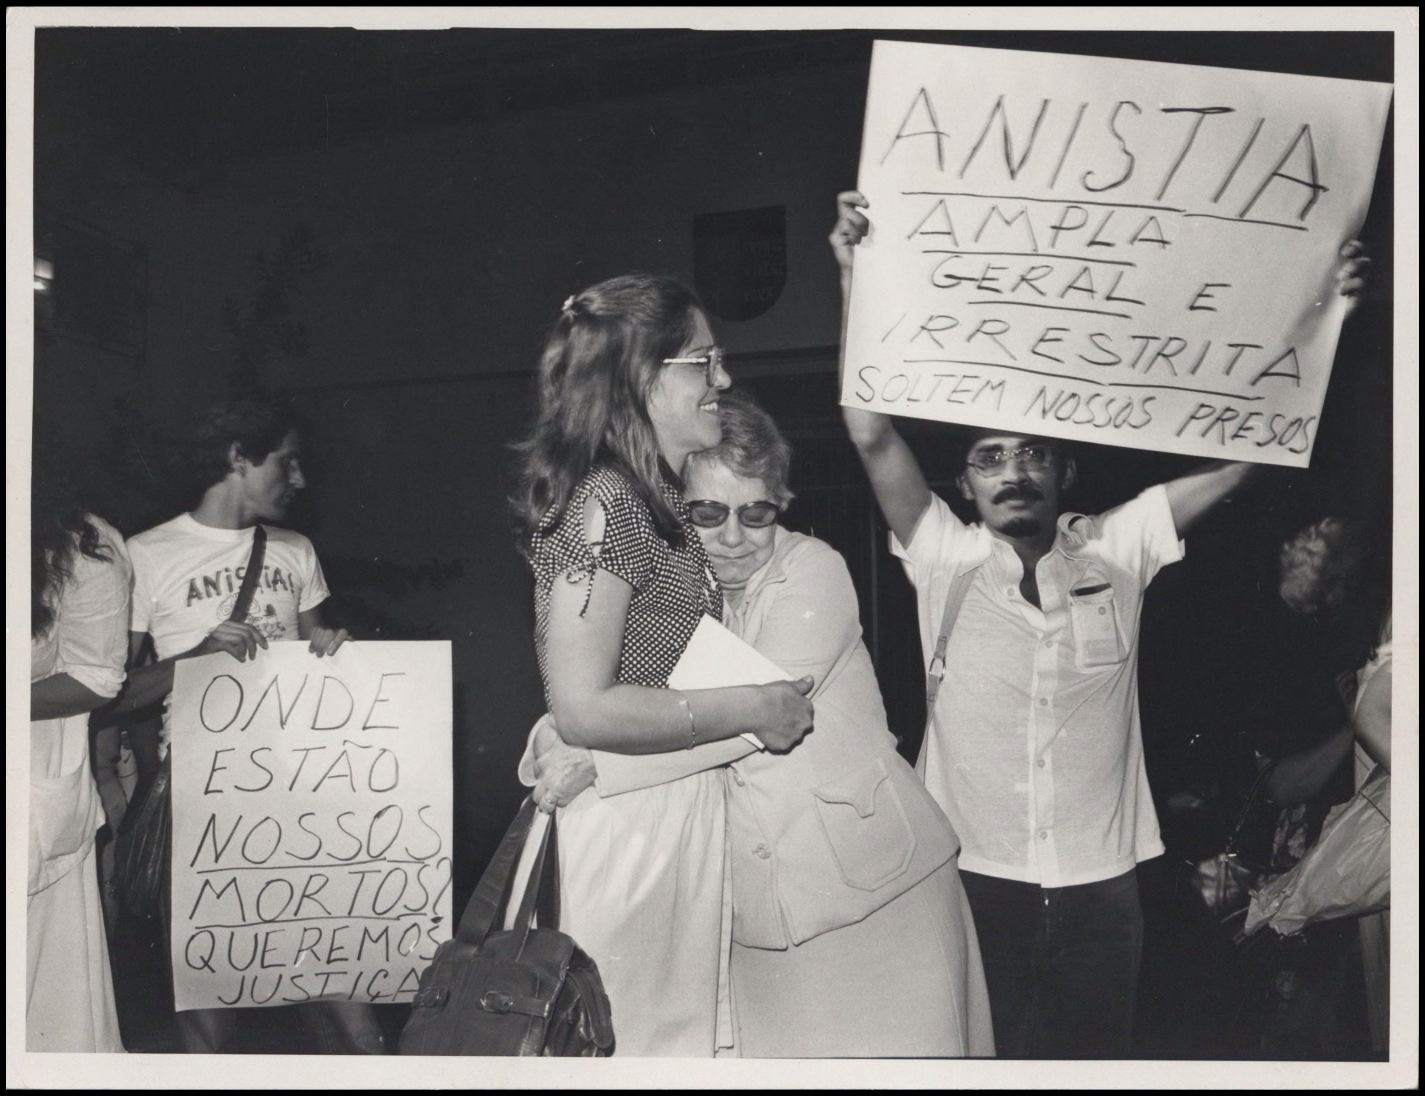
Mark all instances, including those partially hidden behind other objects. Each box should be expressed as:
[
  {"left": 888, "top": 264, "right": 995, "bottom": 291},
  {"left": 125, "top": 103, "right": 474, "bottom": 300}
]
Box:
[{"left": 1068, "top": 585, "right": 1127, "bottom": 669}]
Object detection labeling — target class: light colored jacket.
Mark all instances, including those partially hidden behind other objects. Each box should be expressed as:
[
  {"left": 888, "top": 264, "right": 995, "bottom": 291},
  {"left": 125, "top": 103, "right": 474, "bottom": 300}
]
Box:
[{"left": 588, "top": 529, "right": 959, "bottom": 949}]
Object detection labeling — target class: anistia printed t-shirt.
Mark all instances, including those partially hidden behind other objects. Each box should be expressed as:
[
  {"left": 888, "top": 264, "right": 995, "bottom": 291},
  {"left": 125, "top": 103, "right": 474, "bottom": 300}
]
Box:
[{"left": 128, "top": 512, "right": 330, "bottom": 660}]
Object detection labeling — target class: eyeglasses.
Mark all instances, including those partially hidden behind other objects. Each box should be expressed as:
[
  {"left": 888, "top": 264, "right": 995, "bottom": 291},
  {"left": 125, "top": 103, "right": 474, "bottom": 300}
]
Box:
[
  {"left": 686, "top": 499, "right": 780, "bottom": 529},
  {"left": 662, "top": 346, "right": 726, "bottom": 387},
  {"left": 966, "top": 444, "right": 1055, "bottom": 474}
]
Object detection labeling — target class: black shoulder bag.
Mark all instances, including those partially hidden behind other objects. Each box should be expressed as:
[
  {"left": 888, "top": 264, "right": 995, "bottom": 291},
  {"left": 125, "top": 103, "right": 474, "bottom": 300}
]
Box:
[
  {"left": 113, "top": 526, "right": 267, "bottom": 920},
  {"left": 400, "top": 798, "right": 614, "bottom": 1056}
]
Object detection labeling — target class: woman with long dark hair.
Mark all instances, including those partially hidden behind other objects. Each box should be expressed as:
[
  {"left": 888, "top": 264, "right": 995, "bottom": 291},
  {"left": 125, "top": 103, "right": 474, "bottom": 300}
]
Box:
[
  {"left": 29, "top": 435, "right": 130, "bottom": 1052},
  {"left": 511, "top": 273, "right": 814, "bottom": 1056}
]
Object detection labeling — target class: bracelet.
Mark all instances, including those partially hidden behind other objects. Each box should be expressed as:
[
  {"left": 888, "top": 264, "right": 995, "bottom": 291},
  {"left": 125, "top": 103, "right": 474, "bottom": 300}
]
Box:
[{"left": 675, "top": 691, "right": 698, "bottom": 750}]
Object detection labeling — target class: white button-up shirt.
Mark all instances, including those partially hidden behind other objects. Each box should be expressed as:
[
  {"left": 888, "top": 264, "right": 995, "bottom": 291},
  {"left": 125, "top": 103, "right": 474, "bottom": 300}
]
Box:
[{"left": 892, "top": 485, "right": 1183, "bottom": 887}]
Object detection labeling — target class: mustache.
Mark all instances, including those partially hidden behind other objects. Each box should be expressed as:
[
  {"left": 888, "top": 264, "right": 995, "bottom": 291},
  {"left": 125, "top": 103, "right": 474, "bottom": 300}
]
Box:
[{"left": 992, "top": 482, "right": 1045, "bottom": 504}]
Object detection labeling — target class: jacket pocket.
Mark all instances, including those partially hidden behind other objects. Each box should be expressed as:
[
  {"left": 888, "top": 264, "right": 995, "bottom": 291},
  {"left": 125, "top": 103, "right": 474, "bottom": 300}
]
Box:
[{"left": 811, "top": 758, "right": 917, "bottom": 892}]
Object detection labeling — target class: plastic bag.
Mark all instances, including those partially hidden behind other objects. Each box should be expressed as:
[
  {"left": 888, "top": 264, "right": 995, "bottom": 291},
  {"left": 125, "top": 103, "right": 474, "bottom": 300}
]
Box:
[{"left": 1244, "top": 766, "right": 1389, "bottom": 937}]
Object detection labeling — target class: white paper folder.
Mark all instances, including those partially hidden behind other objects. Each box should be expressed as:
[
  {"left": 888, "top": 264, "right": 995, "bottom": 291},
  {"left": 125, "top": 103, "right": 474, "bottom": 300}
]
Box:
[{"left": 667, "top": 615, "right": 795, "bottom": 747}]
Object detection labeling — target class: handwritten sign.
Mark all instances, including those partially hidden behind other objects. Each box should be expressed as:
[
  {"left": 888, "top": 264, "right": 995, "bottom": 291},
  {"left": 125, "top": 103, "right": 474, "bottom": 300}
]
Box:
[
  {"left": 169, "top": 641, "right": 453, "bottom": 1011},
  {"left": 842, "top": 41, "right": 1392, "bottom": 466}
]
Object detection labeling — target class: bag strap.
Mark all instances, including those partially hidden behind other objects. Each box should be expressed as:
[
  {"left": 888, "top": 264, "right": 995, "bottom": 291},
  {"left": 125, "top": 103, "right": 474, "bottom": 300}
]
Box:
[
  {"left": 455, "top": 797, "right": 537, "bottom": 946},
  {"left": 229, "top": 525, "right": 268, "bottom": 623},
  {"left": 117, "top": 751, "right": 172, "bottom": 837},
  {"left": 915, "top": 564, "right": 980, "bottom": 780},
  {"left": 510, "top": 810, "right": 562, "bottom": 956},
  {"left": 536, "top": 812, "right": 560, "bottom": 931},
  {"left": 1224, "top": 761, "right": 1278, "bottom": 856},
  {"left": 1355, "top": 764, "right": 1390, "bottom": 824}
]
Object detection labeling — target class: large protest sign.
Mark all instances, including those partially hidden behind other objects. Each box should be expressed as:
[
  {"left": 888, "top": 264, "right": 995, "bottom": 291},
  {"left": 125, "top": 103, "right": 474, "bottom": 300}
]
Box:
[
  {"left": 842, "top": 42, "right": 1392, "bottom": 466},
  {"left": 169, "top": 641, "right": 452, "bottom": 1011}
]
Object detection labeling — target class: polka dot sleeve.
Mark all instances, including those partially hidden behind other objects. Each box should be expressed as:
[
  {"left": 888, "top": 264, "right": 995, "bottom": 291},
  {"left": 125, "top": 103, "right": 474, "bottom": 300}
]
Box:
[
  {"left": 530, "top": 465, "right": 655, "bottom": 615},
  {"left": 528, "top": 463, "right": 722, "bottom": 701},
  {"left": 583, "top": 473, "right": 656, "bottom": 594}
]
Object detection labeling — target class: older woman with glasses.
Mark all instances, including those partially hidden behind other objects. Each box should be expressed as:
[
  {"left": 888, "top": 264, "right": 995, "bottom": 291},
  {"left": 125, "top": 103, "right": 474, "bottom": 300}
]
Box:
[{"left": 529, "top": 388, "right": 994, "bottom": 1057}]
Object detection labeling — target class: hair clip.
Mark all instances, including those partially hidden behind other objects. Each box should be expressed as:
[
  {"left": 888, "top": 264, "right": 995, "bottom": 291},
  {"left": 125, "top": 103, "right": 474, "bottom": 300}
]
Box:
[{"left": 561, "top": 295, "right": 577, "bottom": 316}]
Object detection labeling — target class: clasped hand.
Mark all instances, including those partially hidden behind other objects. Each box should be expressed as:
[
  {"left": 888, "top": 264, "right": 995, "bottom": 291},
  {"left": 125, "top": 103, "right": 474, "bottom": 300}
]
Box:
[
  {"left": 531, "top": 714, "right": 598, "bottom": 812},
  {"left": 189, "top": 621, "right": 349, "bottom": 662}
]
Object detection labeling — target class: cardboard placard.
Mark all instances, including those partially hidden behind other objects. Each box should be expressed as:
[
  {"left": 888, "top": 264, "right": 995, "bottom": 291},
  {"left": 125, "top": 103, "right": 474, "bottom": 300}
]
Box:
[
  {"left": 169, "top": 641, "right": 453, "bottom": 1011},
  {"left": 842, "top": 41, "right": 1392, "bottom": 466}
]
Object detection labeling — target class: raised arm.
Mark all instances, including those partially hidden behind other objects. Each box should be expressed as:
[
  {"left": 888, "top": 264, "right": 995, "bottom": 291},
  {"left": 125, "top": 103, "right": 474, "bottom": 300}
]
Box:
[
  {"left": 1165, "top": 239, "right": 1371, "bottom": 539},
  {"left": 544, "top": 558, "right": 812, "bottom": 755},
  {"left": 833, "top": 190, "right": 933, "bottom": 547},
  {"left": 844, "top": 409, "right": 934, "bottom": 550},
  {"left": 1162, "top": 460, "right": 1260, "bottom": 538}
]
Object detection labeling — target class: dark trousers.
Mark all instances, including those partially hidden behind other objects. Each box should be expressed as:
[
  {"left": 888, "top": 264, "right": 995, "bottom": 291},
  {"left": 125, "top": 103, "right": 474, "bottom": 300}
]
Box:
[{"left": 959, "top": 867, "right": 1143, "bottom": 1059}]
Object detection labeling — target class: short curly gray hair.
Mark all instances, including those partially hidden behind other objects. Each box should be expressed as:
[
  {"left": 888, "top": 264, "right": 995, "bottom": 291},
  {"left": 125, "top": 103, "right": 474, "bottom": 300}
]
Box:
[
  {"left": 684, "top": 388, "right": 794, "bottom": 507},
  {"left": 1278, "top": 517, "right": 1364, "bottom": 617}
]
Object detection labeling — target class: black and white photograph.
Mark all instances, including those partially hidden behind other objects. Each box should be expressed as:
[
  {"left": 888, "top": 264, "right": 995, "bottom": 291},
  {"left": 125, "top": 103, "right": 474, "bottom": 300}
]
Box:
[{"left": 7, "top": 7, "right": 1417, "bottom": 1089}]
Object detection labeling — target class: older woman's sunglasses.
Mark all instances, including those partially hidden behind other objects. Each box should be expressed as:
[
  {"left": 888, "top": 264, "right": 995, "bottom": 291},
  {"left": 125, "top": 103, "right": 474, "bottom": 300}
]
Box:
[{"left": 686, "top": 499, "right": 780, "bottom": 529}]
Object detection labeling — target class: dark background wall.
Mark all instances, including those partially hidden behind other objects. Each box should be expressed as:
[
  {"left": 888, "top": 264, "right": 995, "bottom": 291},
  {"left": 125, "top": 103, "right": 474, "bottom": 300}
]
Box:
[{"left": 31, "top": 28, "right": 1394, "bottom": 901}]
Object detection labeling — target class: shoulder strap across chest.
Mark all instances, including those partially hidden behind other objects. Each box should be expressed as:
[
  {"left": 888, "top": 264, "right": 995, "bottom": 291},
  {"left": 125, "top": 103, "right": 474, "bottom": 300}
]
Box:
[{"left": 915, "top": 559, "right": 986, "bottom": 780}]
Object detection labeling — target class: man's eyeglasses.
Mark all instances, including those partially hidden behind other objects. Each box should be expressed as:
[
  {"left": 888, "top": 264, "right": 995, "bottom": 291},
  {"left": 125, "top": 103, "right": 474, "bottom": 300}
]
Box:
[
  {"left": 686, "top": 499, "right": 780, "bottom": 529},
  {"left": 966, "top": 444, "right": 1055, "bottom": 474},
  {"left": 663, "top": 346, "right": 726, "bottom": 387}
]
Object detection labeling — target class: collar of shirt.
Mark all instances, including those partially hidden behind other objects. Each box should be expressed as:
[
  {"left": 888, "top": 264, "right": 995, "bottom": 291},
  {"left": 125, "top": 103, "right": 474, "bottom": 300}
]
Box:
[{"left": 971, "top": 508, "right": 1093, "bottom": 573}]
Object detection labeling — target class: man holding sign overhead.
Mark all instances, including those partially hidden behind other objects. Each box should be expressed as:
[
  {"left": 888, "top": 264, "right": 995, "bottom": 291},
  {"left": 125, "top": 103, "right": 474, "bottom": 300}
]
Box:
[
  {"left": 832, "top": 40, "right": 1385, "bottom": 1057},
  {"left": 834, "top": 191, "right": 1368, "bottom": 1059}
]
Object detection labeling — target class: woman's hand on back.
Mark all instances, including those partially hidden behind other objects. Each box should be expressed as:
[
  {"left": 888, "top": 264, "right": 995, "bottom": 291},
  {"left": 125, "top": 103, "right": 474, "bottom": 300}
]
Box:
[{"left": 753, "top": 676, "right": 815, "bottom": 753}]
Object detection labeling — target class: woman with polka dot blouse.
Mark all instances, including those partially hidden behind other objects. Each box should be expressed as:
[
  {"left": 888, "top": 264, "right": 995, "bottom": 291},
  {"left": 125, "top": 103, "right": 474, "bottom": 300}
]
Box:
[{"left": 511, "top": 274, "right": 815, "bottom": 1056}]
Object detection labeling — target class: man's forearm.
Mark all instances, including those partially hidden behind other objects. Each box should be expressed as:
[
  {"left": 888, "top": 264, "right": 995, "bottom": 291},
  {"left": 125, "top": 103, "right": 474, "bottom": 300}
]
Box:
[
  {"left": 30, "top": 673, "right": 111, "bottom": 721},
  {"left": 1265, "top": 725, "right": 1353, "bottom": 808},
  {"left": 1164, "top": 460, "right": 1263, "bottom": 537},
  {"left": 104, "top": 657, "right": 178, "bottom": 715}
]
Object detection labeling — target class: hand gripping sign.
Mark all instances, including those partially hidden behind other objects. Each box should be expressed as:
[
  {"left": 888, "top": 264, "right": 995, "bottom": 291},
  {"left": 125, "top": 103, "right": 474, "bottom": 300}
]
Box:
[
  {"left": 170, "top": 641, "right": 453, "bottom": 1011},
  {"left": 841, "top": 41, "right": 1392, "bottom": 466}
]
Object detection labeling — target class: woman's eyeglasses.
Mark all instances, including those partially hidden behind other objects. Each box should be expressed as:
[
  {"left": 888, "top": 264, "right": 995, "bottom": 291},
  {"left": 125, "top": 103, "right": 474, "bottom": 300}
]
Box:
[
  {"left": 663, "top": 346, "right": 726, "bottom": 387},
  {"left": 686, "top": 499, "right": 780, "bottom": 529},
  {"left": 966, "top": 444, "right": 1054, "bottom": 474}
]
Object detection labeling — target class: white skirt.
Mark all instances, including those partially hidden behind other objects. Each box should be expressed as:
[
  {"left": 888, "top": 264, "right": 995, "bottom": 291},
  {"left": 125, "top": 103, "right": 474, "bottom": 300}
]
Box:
[
  {"left": 554, "top": 769, "right": 727, "bottom": 1057},
  {"left": 27, "top": 840, "right": 124, "bottom": 1052}
]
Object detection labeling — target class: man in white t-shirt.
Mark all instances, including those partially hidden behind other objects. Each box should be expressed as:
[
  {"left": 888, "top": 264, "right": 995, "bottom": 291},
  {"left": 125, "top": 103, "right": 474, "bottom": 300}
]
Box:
[
  {"left": 111, "top": 396, "right": 384, "bottom": 1054},
  {"left": 829, "top": 192, "right": 1368, "bottom": 1058}
]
